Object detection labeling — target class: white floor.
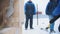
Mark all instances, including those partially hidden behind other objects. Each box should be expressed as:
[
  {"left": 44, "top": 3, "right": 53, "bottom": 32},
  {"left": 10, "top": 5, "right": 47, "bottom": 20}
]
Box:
[{"left": 22, "top": 15, "right": 60, "bottom": 34}]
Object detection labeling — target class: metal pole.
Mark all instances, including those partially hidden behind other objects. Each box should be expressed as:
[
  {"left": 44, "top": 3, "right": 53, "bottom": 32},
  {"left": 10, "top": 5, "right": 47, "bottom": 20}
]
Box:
[{"left": 37, "top": 4, "right": 38, "bottom": 25}]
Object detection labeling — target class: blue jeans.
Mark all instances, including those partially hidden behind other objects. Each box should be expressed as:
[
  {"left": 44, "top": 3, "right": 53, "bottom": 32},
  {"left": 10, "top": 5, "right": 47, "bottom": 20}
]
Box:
[{"left": 49, "top": 15, "right": 55, "bottom": 31}]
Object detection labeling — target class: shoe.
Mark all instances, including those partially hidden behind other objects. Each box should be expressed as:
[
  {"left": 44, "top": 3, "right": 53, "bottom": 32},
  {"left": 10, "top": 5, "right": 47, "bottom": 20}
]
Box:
[
  {"left": 46, "top": 27, "right": 49, "bottom": 29},
  {"left": 25, "top": 28, "right": 27, "bottom": 30},
  {"left": 30, "top": 28, "right": 34, "bottom": 29},
  {"left": 50, "top": 30, "right": 56, "bottom": 33},
  {"left": 45, "top": 27, "right": 49, "bottom": 31},
  {"left": 41, "top": 28, "right": 43, "bottom": 30}
]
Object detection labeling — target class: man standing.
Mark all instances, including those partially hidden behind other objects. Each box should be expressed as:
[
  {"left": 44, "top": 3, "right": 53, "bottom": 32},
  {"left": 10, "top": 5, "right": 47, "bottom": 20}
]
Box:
[{"left": 24, "top": 0, "right": 36, "bottom": 30}]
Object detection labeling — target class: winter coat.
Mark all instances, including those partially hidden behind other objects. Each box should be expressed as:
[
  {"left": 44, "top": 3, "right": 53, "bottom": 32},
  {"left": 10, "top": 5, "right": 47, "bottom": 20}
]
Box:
[
  {"left": 24, "top": 1, "right": 36, "bottom": 16},
  {"left": 53, "top": 0, "right": 60, "bottom": 16},
  {"left": 46, "top": 1, "right": 58, "bottom": 15}
]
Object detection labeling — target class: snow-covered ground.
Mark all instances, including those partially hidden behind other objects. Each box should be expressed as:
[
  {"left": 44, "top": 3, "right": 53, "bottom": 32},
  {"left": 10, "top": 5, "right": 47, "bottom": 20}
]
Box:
[{"left": 22, "top": 15, "right": 60, "bottom": 34}]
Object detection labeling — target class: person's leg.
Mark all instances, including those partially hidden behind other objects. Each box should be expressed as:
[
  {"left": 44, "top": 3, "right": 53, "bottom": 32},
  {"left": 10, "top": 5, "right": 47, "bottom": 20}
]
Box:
[
  {"left": 46, "top": 15, "right": 54, "bottom": 29},
  {"left": 50, "top": 22, "right": 55, "bottom": 32},
  {"left": 25, "top": 15, "right": 29, "bottom": 29},
  {"left": 49, "top": 15, "right": 55, "bottom": 32},
  {"left": 50, "top": 15, "right": 60, "bottom": 32},
  {"left": 30, "top": 15, "right": 33, "bottom": 29},
  {"left": 50, "top": 15, "right": 60, "bottom": 24}
]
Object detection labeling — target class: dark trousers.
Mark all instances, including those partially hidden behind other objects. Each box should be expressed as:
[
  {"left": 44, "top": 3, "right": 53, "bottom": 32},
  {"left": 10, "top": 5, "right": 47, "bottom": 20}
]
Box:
[
  {"left": 25, "top": 15, "right": 33, "bottom": 29},
  {"left": 50, "top": 15, "right": 60, "bottom": 24}
]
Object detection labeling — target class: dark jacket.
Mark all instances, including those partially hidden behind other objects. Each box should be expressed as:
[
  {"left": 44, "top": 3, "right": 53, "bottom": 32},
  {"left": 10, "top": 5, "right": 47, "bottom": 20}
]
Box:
[
  {"left": 24, "top": 1, "right": 36, "bottom": 16},
  {"left": 53, "top": 0, "right": 60, "bottom": 16},
  {"left": 46, "top": 0, "right": 58, "bottom": 15}
]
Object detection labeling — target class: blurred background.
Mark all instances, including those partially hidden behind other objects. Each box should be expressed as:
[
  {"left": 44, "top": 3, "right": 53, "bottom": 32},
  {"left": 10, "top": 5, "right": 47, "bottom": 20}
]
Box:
[{"left": 22, "top": 0, "right": 60, "bottom": 34}]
